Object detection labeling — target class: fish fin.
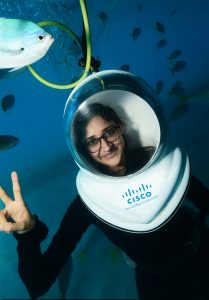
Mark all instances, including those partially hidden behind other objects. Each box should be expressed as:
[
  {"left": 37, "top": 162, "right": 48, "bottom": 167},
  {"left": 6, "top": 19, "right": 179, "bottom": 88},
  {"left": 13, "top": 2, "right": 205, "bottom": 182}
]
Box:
[
  {"left": 8, "top": 66, "right": 25, "bottom": 72},
  {"left": 0, "top": 67, "right": 26, "bottom": 78},
  {"left": 0, "top": 47, "right": 23, "bottom": 55},
  {"left": 168, "top": 102, "right": 190, "bottom": 122}
]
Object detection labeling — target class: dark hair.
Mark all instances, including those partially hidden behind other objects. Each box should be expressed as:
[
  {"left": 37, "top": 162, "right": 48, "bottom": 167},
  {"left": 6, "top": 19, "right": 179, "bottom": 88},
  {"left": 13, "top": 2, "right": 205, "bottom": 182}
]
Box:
[{"left": 72, "top": 102, "right": 126, "bottom": 171}]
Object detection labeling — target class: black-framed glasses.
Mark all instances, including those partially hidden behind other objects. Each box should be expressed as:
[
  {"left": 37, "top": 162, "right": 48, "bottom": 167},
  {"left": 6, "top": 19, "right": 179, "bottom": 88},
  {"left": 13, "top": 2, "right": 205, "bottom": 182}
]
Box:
[{"left": 85, "top": 126, "right": 120, "bottom": 153}]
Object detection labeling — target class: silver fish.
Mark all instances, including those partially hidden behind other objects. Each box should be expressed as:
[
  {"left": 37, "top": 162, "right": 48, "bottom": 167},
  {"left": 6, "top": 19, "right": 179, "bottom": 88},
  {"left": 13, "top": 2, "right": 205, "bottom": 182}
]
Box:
[{"left": 0, "top": 18, "right": 54, "bottom": 71}]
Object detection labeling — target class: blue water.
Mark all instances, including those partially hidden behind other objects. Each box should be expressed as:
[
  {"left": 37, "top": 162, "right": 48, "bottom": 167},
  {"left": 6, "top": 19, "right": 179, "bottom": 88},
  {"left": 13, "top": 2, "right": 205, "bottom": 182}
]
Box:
[{"left": 0, "top": 0, "right": 209, "bottom": 298}]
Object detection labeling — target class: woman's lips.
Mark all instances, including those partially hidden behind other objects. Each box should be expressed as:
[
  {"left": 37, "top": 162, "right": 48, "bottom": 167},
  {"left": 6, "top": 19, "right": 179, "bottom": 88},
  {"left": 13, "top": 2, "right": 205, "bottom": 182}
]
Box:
[{"left": 101, "top": 149, "right": 117, "bottom": 159}]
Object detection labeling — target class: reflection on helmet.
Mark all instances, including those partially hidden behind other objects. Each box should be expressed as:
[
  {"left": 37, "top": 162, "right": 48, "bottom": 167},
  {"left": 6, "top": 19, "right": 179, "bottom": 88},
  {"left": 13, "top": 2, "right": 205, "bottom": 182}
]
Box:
[{"left": 63, "top": 70, "right": 165, "bottom": 176}]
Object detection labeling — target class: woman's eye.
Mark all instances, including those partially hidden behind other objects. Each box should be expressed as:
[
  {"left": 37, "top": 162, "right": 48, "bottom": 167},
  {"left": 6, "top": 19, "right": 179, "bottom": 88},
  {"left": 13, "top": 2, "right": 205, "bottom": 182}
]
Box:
[
  {"left": 88, "top": 138, "right": 98, "bottom": 146},
  {"left": 104, "top": 128, "right": 115, "bottom": 137}
]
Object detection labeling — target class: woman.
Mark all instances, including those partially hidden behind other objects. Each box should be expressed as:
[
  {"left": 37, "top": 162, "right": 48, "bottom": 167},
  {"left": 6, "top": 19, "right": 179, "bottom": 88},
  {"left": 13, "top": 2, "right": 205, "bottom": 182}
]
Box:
[
  {"left": 0, "top": 104, "right": 209, "bottom": 300},
  {"left": 72, "top": 102, "right": 155, "bottom": 176}
]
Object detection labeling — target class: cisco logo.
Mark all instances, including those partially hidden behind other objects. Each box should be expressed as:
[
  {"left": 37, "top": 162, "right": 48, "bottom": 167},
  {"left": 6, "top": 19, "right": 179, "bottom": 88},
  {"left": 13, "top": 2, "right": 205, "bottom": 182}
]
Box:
[{"left": 122, "top": 184, "right": 152, "bottom": 204}]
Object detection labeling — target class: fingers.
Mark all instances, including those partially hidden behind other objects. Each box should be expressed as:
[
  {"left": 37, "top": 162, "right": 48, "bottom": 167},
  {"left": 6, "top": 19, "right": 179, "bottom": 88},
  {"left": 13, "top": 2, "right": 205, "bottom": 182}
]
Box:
[
  {"left": 0, "top": 212, "right": 25, "bottom": 233},
  {"left": 0, "top": 186, "right": 11, "bottom": 206},
  {"left": 0, "top": 172, "right": 24, "bottom": 206},
  {"left": 0, "top": 212, "right": 9, "bottom": 232},
  {"left": 11, "top": 171, "right": 24, "bottom": 203},
  {"left": 0, "top": 209, "right": 35, "bottom": 233}
]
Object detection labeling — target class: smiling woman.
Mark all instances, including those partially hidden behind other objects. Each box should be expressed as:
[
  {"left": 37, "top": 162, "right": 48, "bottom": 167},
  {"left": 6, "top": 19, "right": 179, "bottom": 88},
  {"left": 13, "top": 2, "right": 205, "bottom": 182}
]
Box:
[
  {"left": 65, "top": 71, "right": 163, "bottom": 176},
  {"left": 72, "top": 102, "right": 155, "bottom": 176}
]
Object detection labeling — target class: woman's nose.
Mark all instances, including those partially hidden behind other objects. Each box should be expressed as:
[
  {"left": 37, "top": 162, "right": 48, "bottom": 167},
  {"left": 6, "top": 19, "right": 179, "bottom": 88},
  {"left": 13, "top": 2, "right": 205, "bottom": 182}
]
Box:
[{"left": 100, "top": 138, "right": 111, "bottom": 151}]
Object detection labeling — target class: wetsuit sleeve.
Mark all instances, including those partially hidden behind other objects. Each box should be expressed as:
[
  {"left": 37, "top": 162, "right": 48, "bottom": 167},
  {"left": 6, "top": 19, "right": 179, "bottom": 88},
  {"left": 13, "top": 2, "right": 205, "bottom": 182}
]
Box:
[
  {"left": 13, "top": 196, "right": 91, "bottom": 299},
  {"left": 186, "top": 175, "right": 209, "bottom": 214}
]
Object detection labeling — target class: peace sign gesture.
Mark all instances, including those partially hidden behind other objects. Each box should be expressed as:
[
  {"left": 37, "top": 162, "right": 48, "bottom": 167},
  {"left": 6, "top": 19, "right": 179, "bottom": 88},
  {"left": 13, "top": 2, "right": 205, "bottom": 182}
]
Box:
[{"left": 0, "top": 171, "right": 35, "bottom": 234}]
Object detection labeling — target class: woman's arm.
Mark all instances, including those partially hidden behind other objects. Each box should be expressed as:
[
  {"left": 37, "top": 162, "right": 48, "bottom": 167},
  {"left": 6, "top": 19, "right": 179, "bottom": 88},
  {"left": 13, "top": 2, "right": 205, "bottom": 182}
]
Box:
[
  {"left": 0, "top": 172, "right": 91, "bottom": 299},
  {"left": 14, "top": 196, "right": 91, "bottom": 299}
]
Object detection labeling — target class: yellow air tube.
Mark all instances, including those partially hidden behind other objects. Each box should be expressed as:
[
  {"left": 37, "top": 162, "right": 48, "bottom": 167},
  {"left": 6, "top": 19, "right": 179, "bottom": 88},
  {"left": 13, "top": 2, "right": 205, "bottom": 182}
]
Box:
[{"left": 27, "top": 0, "right": 92, "bottom": 89}]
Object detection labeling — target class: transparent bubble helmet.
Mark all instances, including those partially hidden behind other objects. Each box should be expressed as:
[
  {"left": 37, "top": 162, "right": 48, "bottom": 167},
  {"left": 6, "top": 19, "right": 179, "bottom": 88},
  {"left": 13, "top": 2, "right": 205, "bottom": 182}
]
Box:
[{"left": 63, "top": 70, "right": 166, "bottom": 177}]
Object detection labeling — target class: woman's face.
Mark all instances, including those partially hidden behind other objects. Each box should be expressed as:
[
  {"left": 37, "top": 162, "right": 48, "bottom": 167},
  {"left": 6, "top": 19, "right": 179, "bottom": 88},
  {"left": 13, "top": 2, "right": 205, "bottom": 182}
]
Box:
[{"left": 85, "top": 116, "right": 126, "bottom": 174}]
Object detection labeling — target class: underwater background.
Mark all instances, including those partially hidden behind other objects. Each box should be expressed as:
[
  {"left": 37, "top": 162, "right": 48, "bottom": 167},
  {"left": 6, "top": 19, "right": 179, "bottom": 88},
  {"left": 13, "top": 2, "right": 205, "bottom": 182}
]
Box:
[{"left": 0, "top": 0, "right": 209, "bottom": 299}]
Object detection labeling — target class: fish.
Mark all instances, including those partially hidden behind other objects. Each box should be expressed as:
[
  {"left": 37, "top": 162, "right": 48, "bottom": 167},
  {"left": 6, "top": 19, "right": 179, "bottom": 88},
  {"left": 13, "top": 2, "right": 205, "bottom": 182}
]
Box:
[
  {"left": 155, "top": 21, "right": 165, "bottom": 34},
  {"left": 168, "top": 102, "right": 190, "bottom": 122},
  {"left": 155, "top": 80, "right": 163, "bottom": 95},
  {"left": 1, "top": 94, "right": 15, "bottom": 112},
  {"left": 130, "top": 27, "right": 141, "bottom": 40},
  {"left": 120, "top": 64, "right": 130, "bottom": 72},
  {"left": 0, "top": 135, "right": 19, "bottom": 151},
  {"left": 0, "top": 18, "right": 54, "bottom": 71},
  {"left": 169, "top": 81, "right": 186, "bottom": 99},
  {"left": 169, "top": 86, "right": 186, "bottom": 99},
  {"left": 169, "top": 60, "right": 187, "bottom": 75},
  {"left": 167, "top": 49, "right": 182, "bottom": 63},
  {"left": 156, "top": 39, "right": 167, "bottom": 48},
  {"left": 170, "top": 8, "right": 178, "bottom": 16},
  {"left": 138, "top": 4, "right": 143, "bottom": 11},
  {"left": 97, "top": 11, "right": 107, "bottom": 26}
]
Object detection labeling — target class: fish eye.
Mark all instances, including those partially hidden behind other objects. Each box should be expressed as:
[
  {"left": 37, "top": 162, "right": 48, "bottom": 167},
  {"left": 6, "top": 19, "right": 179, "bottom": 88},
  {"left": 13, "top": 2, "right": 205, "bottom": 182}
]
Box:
[
  {"left": 38, "top": 35, "right": 45, "bottom": 41},
  {"left": 20, "top": 47, "right": 24, "bottom": 51}
]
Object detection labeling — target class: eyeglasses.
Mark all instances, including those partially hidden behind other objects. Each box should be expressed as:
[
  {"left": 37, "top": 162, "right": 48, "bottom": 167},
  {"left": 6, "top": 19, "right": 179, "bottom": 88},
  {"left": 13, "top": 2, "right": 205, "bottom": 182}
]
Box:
[{"left": 86, "top": 126, "right": 120, "bottom": 153}]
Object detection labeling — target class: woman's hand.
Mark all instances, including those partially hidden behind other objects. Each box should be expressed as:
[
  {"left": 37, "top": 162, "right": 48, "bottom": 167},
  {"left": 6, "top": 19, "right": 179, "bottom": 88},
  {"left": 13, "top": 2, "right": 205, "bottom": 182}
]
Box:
[{"left": 0, "top": 171, "right": 35, "bottom": 234}]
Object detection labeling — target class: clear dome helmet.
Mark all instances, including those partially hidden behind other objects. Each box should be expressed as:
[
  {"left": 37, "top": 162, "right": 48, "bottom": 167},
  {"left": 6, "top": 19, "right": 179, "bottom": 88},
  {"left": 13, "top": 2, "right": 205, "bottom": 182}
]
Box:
[{"left": 63, "top": 70, "right": 190, "bottom": 233}]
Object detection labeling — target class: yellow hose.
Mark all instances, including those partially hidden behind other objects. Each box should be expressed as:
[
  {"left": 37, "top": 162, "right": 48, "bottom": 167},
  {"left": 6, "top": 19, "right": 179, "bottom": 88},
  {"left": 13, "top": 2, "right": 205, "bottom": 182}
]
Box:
[{"left": 27, "top": 0, "right": 92, "bottom": 90}]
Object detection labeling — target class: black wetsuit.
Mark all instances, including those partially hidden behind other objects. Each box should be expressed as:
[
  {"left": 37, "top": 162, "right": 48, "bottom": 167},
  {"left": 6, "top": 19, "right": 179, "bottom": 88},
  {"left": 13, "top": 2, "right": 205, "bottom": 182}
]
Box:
[{"left": 14, "top": 147, "right": 209, "bottom": 300}]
